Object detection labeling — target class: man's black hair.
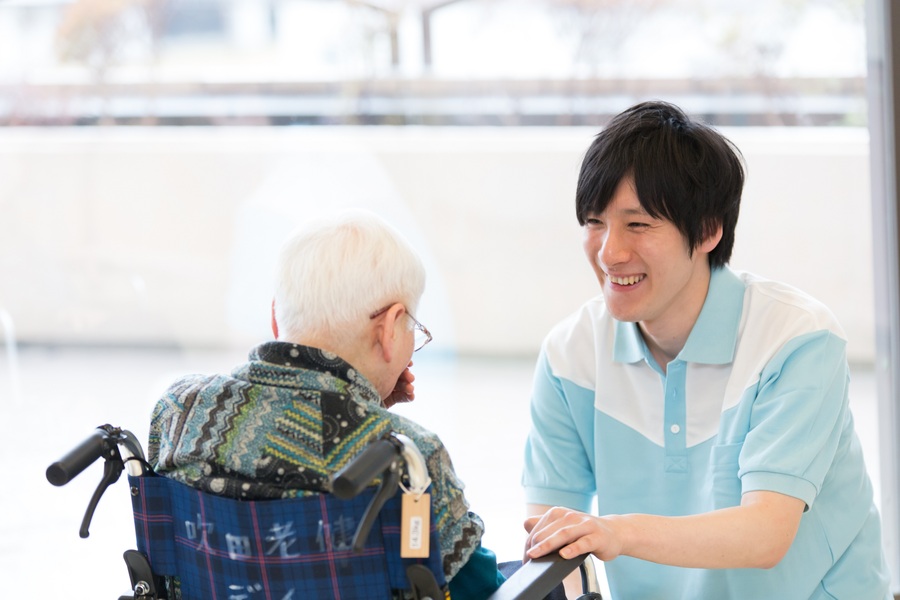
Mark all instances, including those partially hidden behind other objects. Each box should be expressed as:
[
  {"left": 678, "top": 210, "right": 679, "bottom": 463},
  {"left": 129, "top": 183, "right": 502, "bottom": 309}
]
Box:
[{"left": 575, "top": 101, "right": 745, "bottom": 268}]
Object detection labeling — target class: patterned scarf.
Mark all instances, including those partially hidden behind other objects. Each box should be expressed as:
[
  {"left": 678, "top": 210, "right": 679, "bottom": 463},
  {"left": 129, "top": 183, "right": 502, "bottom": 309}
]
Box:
[{"left": 149, "top": 341, "right": 485, "bottom": 580}]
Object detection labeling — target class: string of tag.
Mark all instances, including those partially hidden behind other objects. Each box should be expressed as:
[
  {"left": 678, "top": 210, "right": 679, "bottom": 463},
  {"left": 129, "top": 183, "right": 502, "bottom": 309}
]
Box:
[{"left": 394, "top": 433, "right": 432, "bottom": 497}]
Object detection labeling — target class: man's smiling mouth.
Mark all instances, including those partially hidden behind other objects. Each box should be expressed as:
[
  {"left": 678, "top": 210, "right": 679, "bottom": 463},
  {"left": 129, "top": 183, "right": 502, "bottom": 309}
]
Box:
[{"left": 608, "top": 274, "right": 645, "bottom": 286}]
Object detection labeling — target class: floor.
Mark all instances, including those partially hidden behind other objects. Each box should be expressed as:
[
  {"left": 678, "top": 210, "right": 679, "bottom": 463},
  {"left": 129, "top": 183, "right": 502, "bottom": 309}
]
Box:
[{"left": 0, "top": 346, "right": 884, "bottom": 599}]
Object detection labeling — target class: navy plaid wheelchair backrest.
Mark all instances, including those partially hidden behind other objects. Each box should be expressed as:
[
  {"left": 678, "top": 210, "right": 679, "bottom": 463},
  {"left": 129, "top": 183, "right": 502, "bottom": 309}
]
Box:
[{"left": 128, "top": 473, "right": 446, "bottom": 600}]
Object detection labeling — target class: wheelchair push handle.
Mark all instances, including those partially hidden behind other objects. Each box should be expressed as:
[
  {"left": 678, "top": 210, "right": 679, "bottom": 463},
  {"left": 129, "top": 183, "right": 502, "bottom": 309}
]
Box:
[
  {"left": 46, "top": 428, "right": 113, "bottom": 487},
  {"left": 332, "top": 436, "right": 403, "bottom": 500},
  {"left": 47, "top": 425, "right": 148, "bottom": 538}
]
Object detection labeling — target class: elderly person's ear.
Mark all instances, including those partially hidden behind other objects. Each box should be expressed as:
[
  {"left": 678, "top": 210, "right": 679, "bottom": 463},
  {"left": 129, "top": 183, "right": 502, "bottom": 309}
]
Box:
[{"left": 371, "top": 302, "right": 408, "bottom": 362}]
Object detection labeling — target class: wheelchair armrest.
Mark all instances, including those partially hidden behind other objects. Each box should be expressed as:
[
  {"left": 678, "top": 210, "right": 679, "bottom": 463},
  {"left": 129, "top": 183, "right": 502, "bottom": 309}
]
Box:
[{"left": 487, "top": 553, "right": 591, "bottom": 600}]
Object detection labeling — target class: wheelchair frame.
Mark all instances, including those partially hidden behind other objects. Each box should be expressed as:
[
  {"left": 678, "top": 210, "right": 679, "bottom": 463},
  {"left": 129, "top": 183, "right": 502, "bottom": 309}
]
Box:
[{"left": 47, "top": 424, "right": 602, "bottom": 600}]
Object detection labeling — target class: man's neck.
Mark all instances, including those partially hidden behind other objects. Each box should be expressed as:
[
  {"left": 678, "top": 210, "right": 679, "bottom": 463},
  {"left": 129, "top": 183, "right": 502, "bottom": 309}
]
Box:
[
  {"left": 637, "top": 269, "right": 714, "bottom": 374},
  {"left": 639, "top": 329, "right": 682, "bottom": 374}
]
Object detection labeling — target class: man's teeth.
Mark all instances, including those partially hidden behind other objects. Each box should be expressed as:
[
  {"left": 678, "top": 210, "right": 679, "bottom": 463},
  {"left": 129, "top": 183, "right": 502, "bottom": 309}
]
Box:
[{"left": 610, "top": 275, "right": 644, "bottom": 286}]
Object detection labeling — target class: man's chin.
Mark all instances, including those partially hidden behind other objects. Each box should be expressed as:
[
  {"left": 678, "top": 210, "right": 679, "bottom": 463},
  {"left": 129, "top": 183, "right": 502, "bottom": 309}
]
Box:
[
  {"left": 602, "top": 294, "right": 642, "bottom": 323},
  {"left": 606, "top": 306, "right": 642, "bottom": 324}
]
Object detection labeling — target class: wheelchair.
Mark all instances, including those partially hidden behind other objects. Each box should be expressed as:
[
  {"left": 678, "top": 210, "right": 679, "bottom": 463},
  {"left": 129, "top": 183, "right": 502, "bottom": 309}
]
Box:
[{"left": 47, "top": 424, "right": 603, "bottom": 600}]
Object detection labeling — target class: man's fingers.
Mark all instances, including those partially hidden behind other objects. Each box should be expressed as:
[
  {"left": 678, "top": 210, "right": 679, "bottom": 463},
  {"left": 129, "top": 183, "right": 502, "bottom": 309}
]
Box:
[{"left": 523, "top": 508, "right": 601, "bottom": 559}]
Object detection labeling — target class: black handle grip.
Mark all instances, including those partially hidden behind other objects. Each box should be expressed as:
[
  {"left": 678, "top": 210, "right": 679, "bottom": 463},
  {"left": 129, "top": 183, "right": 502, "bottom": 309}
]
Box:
[
  {"left": 46, "top": 429, "right": 110, "bottom": 487},
  {"left": 332, "top": 437, "right": 401, "bottom": 500}
]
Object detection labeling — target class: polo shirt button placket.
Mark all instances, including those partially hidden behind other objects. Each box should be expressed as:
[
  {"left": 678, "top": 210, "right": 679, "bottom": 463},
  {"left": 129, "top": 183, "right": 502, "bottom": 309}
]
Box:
[{"left": 664, "top": 364, "right": 688, "bottom": 473}]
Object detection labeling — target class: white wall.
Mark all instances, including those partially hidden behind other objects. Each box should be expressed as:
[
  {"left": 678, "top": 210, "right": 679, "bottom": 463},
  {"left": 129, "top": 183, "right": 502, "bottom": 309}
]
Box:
[{"left": 0, "top": 126, "right": 875, "bottom": 362}]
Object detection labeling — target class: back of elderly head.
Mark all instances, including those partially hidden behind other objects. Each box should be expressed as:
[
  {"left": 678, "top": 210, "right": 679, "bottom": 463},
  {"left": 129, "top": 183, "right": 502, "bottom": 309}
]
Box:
[{"left": 272, "top": 210, "right": 426, "bottom": 353}]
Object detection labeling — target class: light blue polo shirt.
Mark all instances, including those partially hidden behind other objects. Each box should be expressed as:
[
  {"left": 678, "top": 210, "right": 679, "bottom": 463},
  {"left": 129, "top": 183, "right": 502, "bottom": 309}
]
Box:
[{"left": 523, "top": 267, "right": 890, "bottom": 599}]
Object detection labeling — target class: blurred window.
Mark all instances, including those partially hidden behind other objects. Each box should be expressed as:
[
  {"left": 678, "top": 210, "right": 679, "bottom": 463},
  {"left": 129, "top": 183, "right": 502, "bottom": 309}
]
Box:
[
  {"left": 163, "top": 0, "right": 226, "bottom": 38},
  {"left": 0, "top": 0, "right": 867, "bottom": 126}
]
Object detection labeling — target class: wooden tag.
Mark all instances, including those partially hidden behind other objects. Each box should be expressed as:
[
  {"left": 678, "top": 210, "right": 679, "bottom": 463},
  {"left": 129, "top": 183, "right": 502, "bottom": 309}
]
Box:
[{"left": 401, "top": 492, "right": 431, "bottom": 558}]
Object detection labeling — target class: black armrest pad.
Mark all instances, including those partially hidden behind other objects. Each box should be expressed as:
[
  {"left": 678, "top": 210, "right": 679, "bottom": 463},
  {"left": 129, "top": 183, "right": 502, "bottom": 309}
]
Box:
[{"left": 487, "top": 554, "right": 589, "bottom": 600}]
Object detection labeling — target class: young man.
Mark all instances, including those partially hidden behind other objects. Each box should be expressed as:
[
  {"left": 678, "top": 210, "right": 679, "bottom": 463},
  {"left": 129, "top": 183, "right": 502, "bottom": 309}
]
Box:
[
  {"left": 149, "top": 210, "right": 504, "bottom": 599},
  {"left": 522, "top": 101, "right": 891, "bottom": 599}
]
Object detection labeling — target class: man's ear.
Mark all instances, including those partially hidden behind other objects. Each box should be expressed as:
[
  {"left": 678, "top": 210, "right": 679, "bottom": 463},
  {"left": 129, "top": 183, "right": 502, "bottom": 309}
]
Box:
[
  {"left": 271, "top": 299, "right": 279, "bottom": 340},
  {"left": 374, "top": 303, "right": 406, "bottom": 363},
  {"left": 698, "top": 223, "right": 723, "bottom": 255}
]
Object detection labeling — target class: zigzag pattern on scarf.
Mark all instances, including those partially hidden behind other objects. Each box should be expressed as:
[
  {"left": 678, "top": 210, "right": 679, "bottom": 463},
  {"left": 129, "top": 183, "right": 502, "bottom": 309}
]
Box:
[{"left": 265, "top": 408, "right": 391, "bottom": 487}]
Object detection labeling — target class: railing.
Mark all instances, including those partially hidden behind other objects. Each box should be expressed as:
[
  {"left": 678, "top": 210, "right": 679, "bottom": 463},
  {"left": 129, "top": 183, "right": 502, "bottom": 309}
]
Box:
[{"left": 0, "top": 76, "right": 867, "bottom": 127}]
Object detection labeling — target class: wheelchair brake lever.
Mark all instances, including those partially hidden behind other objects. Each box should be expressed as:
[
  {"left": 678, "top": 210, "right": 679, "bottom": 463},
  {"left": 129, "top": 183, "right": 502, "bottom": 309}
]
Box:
[
  {"left": 352, "top": 460, "right": 402, "bottom": 552},
  {"left": 78, "top": 427, "right": 126, "bottom": 539}
]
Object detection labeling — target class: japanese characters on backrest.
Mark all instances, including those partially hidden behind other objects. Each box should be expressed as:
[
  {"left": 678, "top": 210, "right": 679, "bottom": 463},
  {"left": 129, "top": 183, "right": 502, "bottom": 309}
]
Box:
[{"left": 128, "top": 473, "right": 445, "bottom": 600}]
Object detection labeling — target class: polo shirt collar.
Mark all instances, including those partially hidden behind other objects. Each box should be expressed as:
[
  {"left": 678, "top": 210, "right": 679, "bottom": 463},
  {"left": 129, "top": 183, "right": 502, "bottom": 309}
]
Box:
[{"left": 613, "top": 267, "right": 745, "bottom": 365}]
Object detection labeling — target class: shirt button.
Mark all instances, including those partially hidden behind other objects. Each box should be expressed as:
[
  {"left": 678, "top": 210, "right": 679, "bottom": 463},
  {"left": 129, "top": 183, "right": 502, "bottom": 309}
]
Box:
[{"left": 670, "top": 424, "right": 681, "bottom": 434}]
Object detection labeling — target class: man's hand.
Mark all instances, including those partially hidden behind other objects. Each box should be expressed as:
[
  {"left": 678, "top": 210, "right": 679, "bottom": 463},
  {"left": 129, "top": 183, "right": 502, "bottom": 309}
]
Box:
[
  {"left": 382, "top": 363, "right": 415, "bottom": 409},
  {"left": 525, "top": 507, "right": 625, "bottom": 562}
]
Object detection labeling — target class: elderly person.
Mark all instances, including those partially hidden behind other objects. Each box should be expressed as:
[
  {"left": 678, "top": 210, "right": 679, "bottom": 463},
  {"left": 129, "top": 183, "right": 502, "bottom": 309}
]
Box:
[{"left": 149, "top": 209, "right": 504, "bottom": 599}]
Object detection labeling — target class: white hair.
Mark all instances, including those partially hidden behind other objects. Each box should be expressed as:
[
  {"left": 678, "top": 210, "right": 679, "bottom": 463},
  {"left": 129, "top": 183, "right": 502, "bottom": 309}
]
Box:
[{"left": 273, "top": 209, "right": 426, "bottom": 344}]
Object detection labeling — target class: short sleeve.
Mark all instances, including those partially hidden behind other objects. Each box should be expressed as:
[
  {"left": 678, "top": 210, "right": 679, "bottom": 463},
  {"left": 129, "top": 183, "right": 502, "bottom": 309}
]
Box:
[
  {"left": 738, "top": 330, "right": 850, "bottom": 508},
  {"left": 522, "top": 351, "right": 596, "bottom": 512}
]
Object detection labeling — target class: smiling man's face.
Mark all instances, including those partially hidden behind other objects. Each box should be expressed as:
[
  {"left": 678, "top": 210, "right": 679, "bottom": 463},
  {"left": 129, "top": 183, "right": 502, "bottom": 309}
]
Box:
[{"left": 582, "top": 176, "right": 720, "bottom": 339}]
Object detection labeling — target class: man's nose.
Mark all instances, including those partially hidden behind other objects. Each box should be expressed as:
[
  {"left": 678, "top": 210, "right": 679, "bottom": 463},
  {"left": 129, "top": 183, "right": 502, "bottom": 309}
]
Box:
[{"left": 599, "top": 227, "right": 629, "bottom": 267}]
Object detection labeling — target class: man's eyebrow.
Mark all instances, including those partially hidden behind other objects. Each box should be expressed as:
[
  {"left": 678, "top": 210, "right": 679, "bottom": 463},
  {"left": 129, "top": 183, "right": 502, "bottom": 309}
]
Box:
[
  {"left": 586, "top": 205, "right": 652, "bottom": 218},
  {"left": 612, "top": 205, "right": 653, "bottom": 217},
  {"left": 621, "top": 207, "right": 650, "bottom": 215}
]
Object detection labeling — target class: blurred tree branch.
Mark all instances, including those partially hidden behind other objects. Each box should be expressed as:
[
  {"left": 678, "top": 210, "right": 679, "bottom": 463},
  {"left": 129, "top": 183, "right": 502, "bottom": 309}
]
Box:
[
  {"left": 56, "top": 0, "right": 171, "bottom": 123},
  {"left": 546, "top": 0, "right": 666, "bottom": 77}
]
